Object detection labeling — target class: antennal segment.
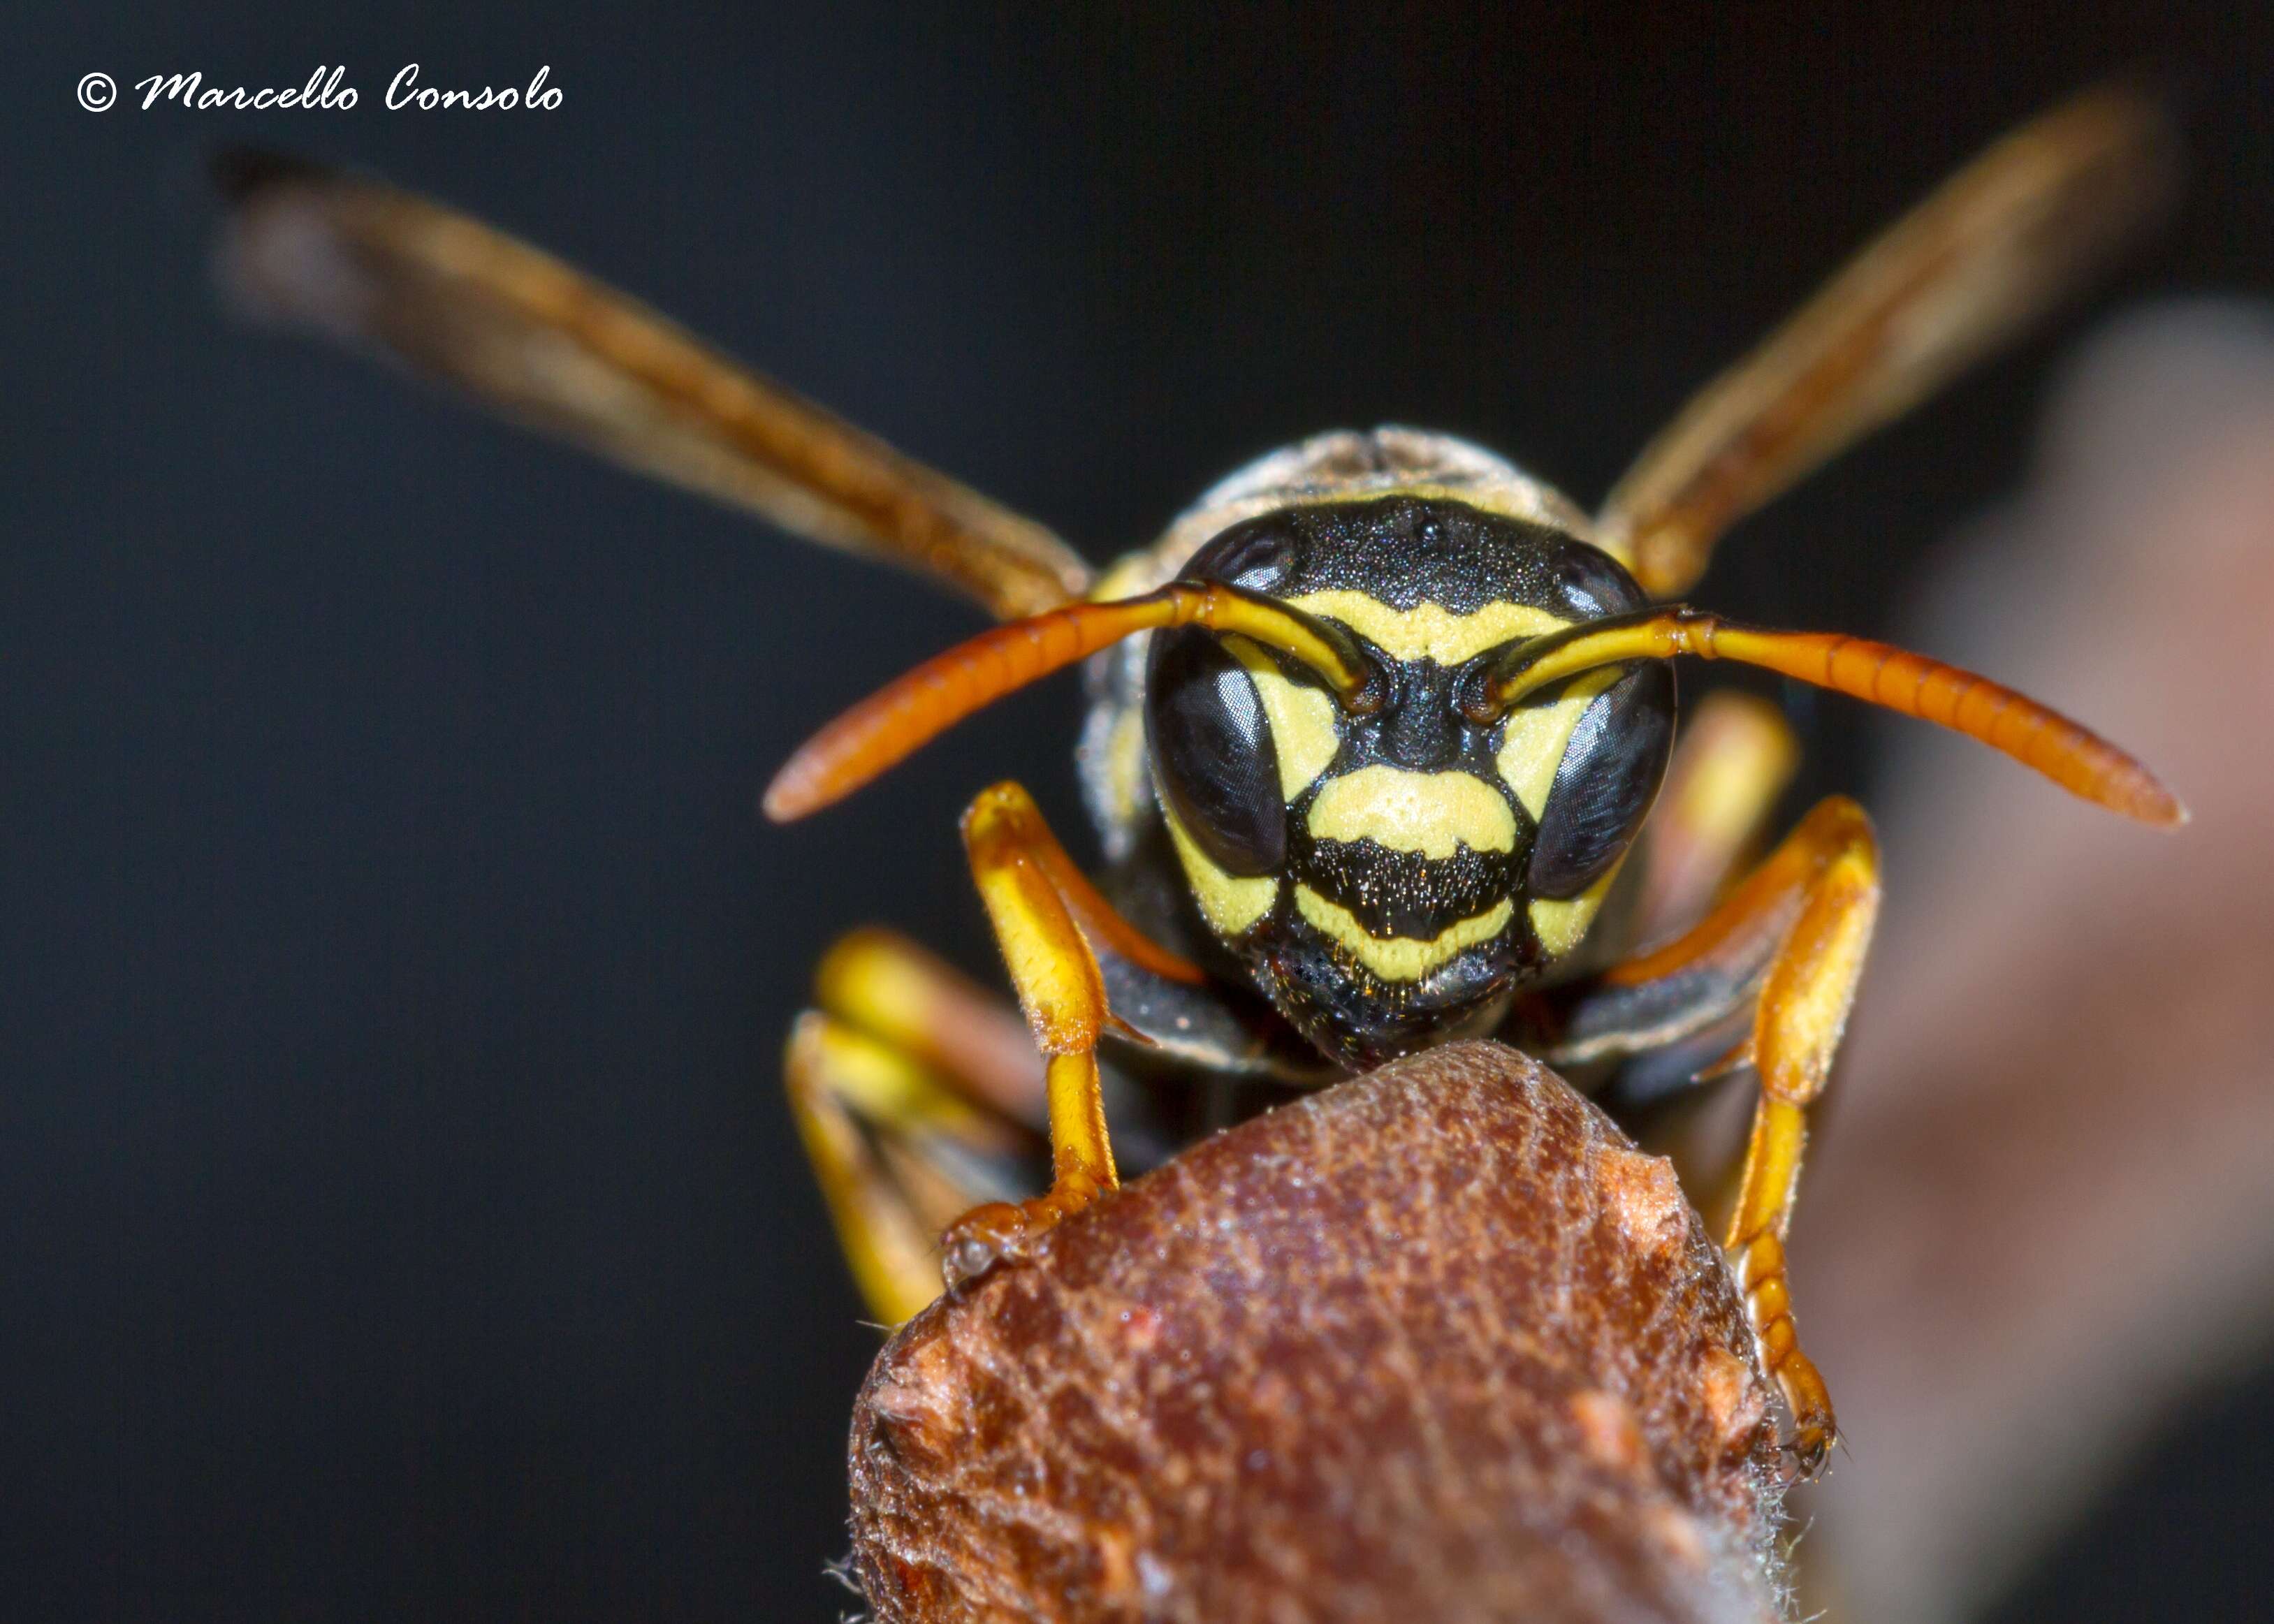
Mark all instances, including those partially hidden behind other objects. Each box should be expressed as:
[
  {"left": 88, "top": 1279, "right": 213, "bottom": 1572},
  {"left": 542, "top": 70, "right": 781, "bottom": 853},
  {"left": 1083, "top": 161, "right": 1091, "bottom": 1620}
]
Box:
[
  {"left": 764, "top": 583, "right": 1377, "bottom": 823},
  {"left": 1475, "top": 608, "right": 2185, "bottom": 827}
]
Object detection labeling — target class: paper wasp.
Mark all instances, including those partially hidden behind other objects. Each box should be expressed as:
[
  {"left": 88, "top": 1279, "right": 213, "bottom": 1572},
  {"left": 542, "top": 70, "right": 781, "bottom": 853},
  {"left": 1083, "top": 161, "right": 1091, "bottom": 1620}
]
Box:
[{"left": 214, "top": 87, "right": 2180, "bottom": 1471}]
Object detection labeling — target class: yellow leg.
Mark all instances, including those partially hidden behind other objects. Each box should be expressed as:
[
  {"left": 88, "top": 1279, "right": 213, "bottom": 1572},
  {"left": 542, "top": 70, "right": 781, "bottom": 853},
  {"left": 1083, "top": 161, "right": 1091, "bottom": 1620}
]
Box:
[
  {"left": 1601, "top": 796, "right": 1881, "bottom": 1472},
  {"left": 938, "top": 781, "right": 1128, "bottom": 1289},
  {"left": 786, "top": 922, "right": 1061, "bottom": 1324},
  {"left": 813, "top": 926, "right": 1047, "bottom": 1125},
  {"left": 784, "top": 1011, "right": 1028, "bottom": 1325},
  {"left": 1628, "top": 690, "right": 1801, "bottom": 946}
]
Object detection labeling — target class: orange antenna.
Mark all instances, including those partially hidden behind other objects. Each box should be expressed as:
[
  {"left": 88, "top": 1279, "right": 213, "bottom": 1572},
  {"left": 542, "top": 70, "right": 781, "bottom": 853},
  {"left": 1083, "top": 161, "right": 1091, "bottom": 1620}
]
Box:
[
  {"left": 1475, "top": 608, "right": 2185, "bottom": 828},
  {"left": 764, "top": 583, "right": 1376, "bottom": 822}
]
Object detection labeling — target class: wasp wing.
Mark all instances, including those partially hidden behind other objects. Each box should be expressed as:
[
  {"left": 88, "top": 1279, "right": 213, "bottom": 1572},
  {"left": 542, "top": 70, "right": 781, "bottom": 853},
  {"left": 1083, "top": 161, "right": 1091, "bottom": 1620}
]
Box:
[
  {"left": 1598, "top": 87, "right": 2174, "bottom": 599},
  {"left": 212, "top": 150, "right": 1092, "bottom": 620}
]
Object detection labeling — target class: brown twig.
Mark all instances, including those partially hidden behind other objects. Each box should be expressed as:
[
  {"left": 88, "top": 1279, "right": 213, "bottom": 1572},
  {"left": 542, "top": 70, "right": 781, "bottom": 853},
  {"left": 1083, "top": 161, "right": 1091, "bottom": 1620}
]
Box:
[{"left": 849, "top": 1041, "right": 1789, "bottom": 1624}]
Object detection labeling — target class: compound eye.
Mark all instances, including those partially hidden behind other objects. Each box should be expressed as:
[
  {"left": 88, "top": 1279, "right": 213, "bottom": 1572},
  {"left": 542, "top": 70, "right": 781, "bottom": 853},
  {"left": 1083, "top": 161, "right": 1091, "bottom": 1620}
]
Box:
[
  {"left": 1529, "top": 664, "right": 1675, "bottom": 901},
  {"left": 1144, "top": 625, "right": 1287, "bottom": 877}
]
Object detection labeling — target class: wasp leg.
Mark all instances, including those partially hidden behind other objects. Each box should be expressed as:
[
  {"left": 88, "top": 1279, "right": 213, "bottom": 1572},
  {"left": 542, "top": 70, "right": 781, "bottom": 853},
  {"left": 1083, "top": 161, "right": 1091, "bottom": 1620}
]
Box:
[
  {"left": 1582, "top": 797, "right": 1881, "bottom": 1473},
  {"left": 812, "top": 926, "right": 1048, "bottom": 1126},
  {"left": 1628, "top": 690, "right": 1801, "bottom": 946},
  {"left": 938, "top": 780, "right": 1146, "bottom": 1290},
  {"left": 789, "top": 926, "right": 1049, "bottom": 1323},
  {"left": 784, "top": 1009, "right": 1035, "bottom": 1326}
]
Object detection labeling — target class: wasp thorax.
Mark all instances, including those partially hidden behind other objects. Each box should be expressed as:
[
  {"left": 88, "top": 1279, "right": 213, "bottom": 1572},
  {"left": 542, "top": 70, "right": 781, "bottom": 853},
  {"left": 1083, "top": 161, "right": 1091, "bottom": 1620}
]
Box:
[{"left": 1144, "top": 495, "right": 1673, "bottom": 1069}]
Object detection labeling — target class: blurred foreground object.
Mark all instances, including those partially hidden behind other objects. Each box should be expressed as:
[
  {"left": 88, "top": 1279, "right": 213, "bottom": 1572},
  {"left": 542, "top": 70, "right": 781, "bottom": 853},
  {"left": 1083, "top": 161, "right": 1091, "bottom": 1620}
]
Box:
[
  {"left": 850, "top": 1043, "right": 1787, "bottom": 1624},
  {"left": 1802, "top": 303, "right": 2274, "bottom": 1623}
]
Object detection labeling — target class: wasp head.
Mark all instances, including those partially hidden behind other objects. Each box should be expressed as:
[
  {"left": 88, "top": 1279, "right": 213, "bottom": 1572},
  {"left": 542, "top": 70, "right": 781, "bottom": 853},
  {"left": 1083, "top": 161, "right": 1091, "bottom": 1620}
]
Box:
[{"left": 1144, "top": 497, "right": 1674, "bottom": 1069}]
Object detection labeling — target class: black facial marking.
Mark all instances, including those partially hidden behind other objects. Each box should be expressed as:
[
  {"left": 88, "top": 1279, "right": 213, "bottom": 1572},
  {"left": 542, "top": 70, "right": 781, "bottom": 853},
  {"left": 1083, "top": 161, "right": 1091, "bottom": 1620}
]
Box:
[
  {"left": 1296, "top": 837, "right": 1519, "bottom": 939},
  {"left": 1528, "top": 664, "right": 1677, "bottom": 900},
  {"left": 1262, "top": 920, "right": 1536, "bottom": 1071},
  {"left": 1183, "top": 495, "right": 1650, "bottom": 620},
  {"left": 1144, "top": 624, "right": 1286, "bottom": 877},
  {"left": 1291, "top": 657, "right": 1508, "bottom": 785}
]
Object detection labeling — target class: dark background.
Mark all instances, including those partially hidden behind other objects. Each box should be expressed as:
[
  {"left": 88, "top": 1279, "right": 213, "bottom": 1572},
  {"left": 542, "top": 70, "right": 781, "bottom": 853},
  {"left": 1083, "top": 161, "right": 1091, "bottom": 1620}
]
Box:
[{"left": 8, "top": 4, "right": 2270, "bottom": 1619}]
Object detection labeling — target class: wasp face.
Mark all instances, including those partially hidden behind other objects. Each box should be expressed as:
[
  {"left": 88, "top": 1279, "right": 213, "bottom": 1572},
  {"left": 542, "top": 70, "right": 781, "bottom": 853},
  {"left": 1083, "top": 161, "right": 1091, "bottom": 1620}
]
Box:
[{"left": 1144, "top": 496, "right": 1674, "bottom": 1069}]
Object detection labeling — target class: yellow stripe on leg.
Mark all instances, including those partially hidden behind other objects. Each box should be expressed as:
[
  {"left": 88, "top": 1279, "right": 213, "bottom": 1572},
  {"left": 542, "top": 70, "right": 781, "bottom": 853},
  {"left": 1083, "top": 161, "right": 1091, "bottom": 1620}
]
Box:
[
  {"left": 964, "top": 785, "right": 1108, "bottom": 1059},
  {"left": 1595, "top": 795, "right": 1880, "bottom": 1471},
  {"left": 784, "top": 1013, "right": 957, "bottom": 1326},
  {"left": 942, "top": 782, "right": 1123, "bottom": 1289}
]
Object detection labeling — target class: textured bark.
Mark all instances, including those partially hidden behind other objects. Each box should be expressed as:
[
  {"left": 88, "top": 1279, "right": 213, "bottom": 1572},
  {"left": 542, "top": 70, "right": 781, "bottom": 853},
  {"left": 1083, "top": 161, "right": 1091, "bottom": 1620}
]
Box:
[{"left": 849, "top": 1041, "right": 1787, "bottom": 1624}]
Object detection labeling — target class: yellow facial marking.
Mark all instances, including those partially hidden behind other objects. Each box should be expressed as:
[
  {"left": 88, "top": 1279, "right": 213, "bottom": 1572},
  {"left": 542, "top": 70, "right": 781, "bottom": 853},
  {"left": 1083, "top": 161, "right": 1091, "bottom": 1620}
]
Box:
[
  {"left": 1306, "top": 764, "right": 1515, "bottom": 858},
  {"left": 1295, "top": 887, "right": 1513, "bottom": 982},
  {"left": 1494, "top": 666, "right": 1621, "bottom": 819},
  {"left": 1283, "top": 592, "right": 1568, "bottom": 666},
  {"left": 1528, "top": 859, "right": 1625, "bottom": 960},
  {"left": 1225, "top": 636, "right": 1341, "bottom": 798},
  {"left": 1159, "top": 799, "right": 1278, "bottom": 937}
]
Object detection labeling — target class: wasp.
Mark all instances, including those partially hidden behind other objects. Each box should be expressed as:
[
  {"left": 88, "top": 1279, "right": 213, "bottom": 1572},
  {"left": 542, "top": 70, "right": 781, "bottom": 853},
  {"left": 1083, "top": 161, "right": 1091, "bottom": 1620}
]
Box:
[{"left": 214, "top": 88, "right": 2180, "bottom": 1471}]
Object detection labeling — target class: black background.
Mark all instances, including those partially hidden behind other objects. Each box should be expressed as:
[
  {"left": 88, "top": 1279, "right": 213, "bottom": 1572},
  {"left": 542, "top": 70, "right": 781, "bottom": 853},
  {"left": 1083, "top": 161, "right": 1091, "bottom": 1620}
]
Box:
[{"left": 8, "top": 5, "right": 2271, "bottom": 1619}]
